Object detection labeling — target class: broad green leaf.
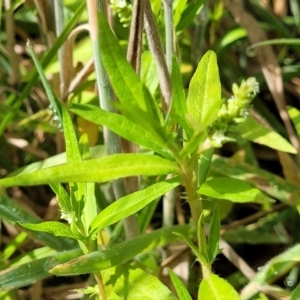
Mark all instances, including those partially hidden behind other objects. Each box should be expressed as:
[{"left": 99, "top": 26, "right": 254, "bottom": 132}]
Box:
[
  {"left": 186, "top": 50, "right": 221, "bottom": 129},
  {"left": 8, "top": 145, "right": 106, "bottom": 177},
  {"left": 168, "top": 269, "right": 193, "bottom": 300},
  {"left": 90, "top": 177, "right": 181, "bottom": 235},
  {"left": 0, "top": 193, "right": 76, "bottom": 251},
  {"left": 287, "top": 106, "right": 300, "bottom": 139},
  {"left": 210, "top": 155, "right": 300, "bottom": 207},
  {"left": 237, "top": 117, "right": 297, "bottom": 154},
  {"left": 291, "top": 283, "right": 300, "bottom": 300},
  {"left": 0, "top": 248, "right": 82, "bottom": 291},
  {"left": 19, "top": 222, "right": 79, "bottom": 240},
  {"left": 50, "top": 224, "right": 194, "bottom": 275},
  {"left": 0, "top": 154, "right": 180, "bottom": 187},
  {"left": 198, "top": 177, "right": 263, "bottom": 203},
  {"left": 71, "top": 103, "right": 173, "bottom": 159},
  {"left": 102, "top": 265, "right": 177, "bottom": 300},
  {"left": 207, "top": 206, "right": 220, "bottom": 263},
  {"left": 0, "top": 2, "right": 85, "bottom": 135},
  {"left": 98, "top": 11, "right": 159, "bottom": 120},
  {"left": 198, "top": 274, "right": 240, "bottom": 300}
]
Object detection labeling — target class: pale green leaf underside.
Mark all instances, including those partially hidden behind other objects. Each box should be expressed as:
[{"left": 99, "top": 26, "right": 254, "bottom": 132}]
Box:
[
  {"left": 186, "top": 50, "right": 221, "bottom": 129},
  {"left": 198, "top": 177, "right": 262, "bottom": 203},
  {"left": 237, "top": 117, "right": 297, "bottom": 154},
  {"left": 198, "top": 274, "right": 240, "bottom": 300},
  {"left": 0, "top": 154, "right": 179, "bottom": 187}
]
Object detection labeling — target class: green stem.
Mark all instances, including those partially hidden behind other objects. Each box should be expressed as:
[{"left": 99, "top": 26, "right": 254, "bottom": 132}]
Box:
[
  {"left": 144, "top": 0, "right": 172, "bottom": 108},
  {"left": 94, "top": 271, "right": 107, "bottom": 300},
  {"left": 163, "top": 0, "right": 173, "bottom": 73}
]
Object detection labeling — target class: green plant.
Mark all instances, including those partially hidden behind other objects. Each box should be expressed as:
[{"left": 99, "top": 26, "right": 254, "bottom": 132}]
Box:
[{"left": 1, "top": 1, "right": 300, "bottom": 300}]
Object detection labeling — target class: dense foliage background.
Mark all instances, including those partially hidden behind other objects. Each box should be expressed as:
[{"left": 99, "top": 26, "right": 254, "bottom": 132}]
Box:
[{"left": 1, "top": 0, "right": 300, "bottom": 299}]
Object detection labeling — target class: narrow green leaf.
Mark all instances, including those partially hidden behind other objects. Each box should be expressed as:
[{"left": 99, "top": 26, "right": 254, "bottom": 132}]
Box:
[
  {"left": 27, "top": 41, "right": 63, "bottom": 127},
  {"left": 8, "top": 145, "right": 106, "bottom": 177},
  {"left": 197, "top": 212, "right": 209, "bottom": 264},
  {"left": 90, "top": 177, "right": 181, "bottom": 234},
  {"left": 237, "top": 117, "right": 297, "bottom": 154},
  {"left": 0, "top": 154, "right": 180, "bottom": 187},
  {"left": 186, "top": 50, "right": 222, "bottom": 129},
  {"left": 198, "top": 177, "right": 262, "bottom": 203},
  {"left": 50, "top": 224, "right": 194, "bottom": 275},
  {"left": 71, "top": 103, "right": 173, "bottom": 159},
  {"left": 62, "top": 103, "right": 81, "bottom": 163},
  {"left": 207, "top": 206, "right": 220, "bottom": 264},
  {"left": 290, "top": 283, "right": 300, "bottom": 300},
  {"left": 61, "top": 103, "right": 86, "bottom": 235},
  {"left": 98, "top": 11, "right": 158, "bottom": 119},
  {"left": 172, "top": 57, "right": 187, "bottom": 119},
  {"left": 0, "top": 248, "right": 82, "bottom": 291},
  {"left": 210, "top": 155, "right": 299, "bottom": 206},
  {"left": 176, "top": 0, "right": 204, "bottom": 31},
  {"left": 0, "top": 194, "right": 76, "bottom": 251},
  {"left": 287, "top": 105, "right": 300, "bottom": 139},
  {"left": 79, "top": 134, "right": 97, "bottom": 235},
  {"left": 19, "top": 222, "right": 79, "bottom": 240},
  {"left": 198, "top": 148, "right": 215, "bottom": 186},
  {"left": 168, "top": 269, "right": 193, "bottom": 300},
  {"left": 103, "top": 265, "right": 178, "bottom": 300},
  {"left": 198, "top": 274, "right": 240, "bottom": 300},
  {"left": 49, "top": 183, "right": 72, "bottom": 222},
  {"left": 173, "top": 232, "right": 208, "bottom": 267},
  {"left": 2, "top": 232, "right": 28, "bottom": 262}
]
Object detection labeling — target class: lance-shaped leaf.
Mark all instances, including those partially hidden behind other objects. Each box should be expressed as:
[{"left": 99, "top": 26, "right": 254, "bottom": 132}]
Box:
[
  {"left": 198, "top": 177, "right": 264, "bottom": 203},
  {"left": 237, "top": 117, "right": 297, "bottom": 154},
  {"left": 71, "top": 103, "right": 173, "bottom": 159},
  {"left": 186, "top": 50, "right": 222, "bottom": 129},
  {"left": 198, "top": 274, "right": 240, "bottom": 300},
  {"left": 0, "top": 154, "right": 180, "bottom": 187},
  {"left": 89, "top": 177, "right": 181, "bottom": 235},
  {"left": 50, "top": 224, "right": 194, "bottom": 276}
]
